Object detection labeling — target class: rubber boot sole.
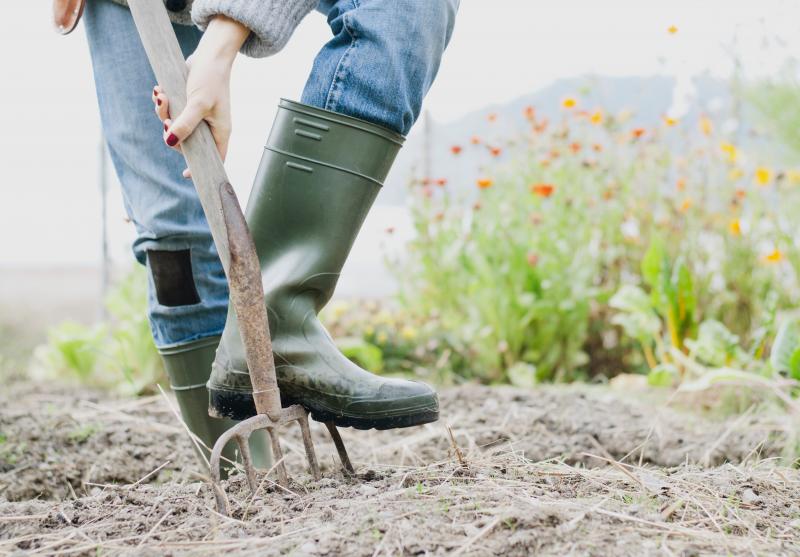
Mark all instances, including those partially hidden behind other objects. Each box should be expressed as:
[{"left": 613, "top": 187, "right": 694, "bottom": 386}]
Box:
[{"left": 208, "top": 386, "right": 439, "bottom": 431}]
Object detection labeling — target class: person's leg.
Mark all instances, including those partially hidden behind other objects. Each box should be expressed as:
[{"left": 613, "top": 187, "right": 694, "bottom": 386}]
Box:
[
  {"left": 303, "top": 0, "right": 459, "bottom": 135},
  {"left": 208, "top": 0, "right": 459, "bottom": 428},
  {"left": 83, "top": 0, "right": 268, "bottom": 467}
]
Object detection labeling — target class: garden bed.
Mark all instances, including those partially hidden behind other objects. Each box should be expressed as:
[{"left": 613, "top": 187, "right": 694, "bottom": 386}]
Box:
[{"left": 1, "top": 380, "right": 798, "bottom": 556}]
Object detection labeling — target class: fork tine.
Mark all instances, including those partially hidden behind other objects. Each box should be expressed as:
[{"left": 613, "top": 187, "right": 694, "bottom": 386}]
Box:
[
  {"left": 236, "top": 434, "right": 257, "bottom": 494},
  {"left": 324, "top": 422, "right": 355, "bottom": 477},
  {"left": 298, "top": 416, "right": 321, "bottom": 480}
]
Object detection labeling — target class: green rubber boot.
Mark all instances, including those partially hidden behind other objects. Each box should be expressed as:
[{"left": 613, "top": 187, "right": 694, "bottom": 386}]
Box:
[
  {"left": 159, "top": 336, "right": 271, "bottom": 469},
  {"left": 208, "top": 100, "right": 439, "bottom": 430}
]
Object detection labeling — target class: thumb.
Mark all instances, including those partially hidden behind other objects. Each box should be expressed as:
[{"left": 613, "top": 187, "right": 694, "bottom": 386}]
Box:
[{"left": 164, "top": 97, "right": 207, "bottom": 148}]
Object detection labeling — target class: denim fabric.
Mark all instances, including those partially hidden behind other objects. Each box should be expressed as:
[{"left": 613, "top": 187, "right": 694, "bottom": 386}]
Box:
[
  {"left": 84, "top": 0, "right": 229, "bottom": 348},
  {"left": 306, "top": 0, "right": 459, "bottom": 135},
  {"left": 83, "top": 0, "right": 457, "bottom": 347}
]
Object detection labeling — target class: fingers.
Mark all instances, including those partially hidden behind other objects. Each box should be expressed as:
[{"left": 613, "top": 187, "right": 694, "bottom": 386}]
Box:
[
  {"left": 153, "top": 86, "right": 170, "bottom": 123},
  {"left": 164, "top": 97, "right": 208, "bottom": 149}
]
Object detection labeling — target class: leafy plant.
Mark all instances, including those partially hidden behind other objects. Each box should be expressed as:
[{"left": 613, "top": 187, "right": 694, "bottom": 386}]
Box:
[{"left": 33, "top": 267, "right": 164, "bottom": 395}]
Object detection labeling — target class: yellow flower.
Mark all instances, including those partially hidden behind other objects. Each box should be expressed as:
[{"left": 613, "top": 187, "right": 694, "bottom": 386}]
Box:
[
  {"left": 476, "top": 178, "right": 494, "bottom": 189},
  {"left": 562, "top": 97, "right": 577, "bottom": 109},
  {"left": 763, "top": 249, "right": 784, "bottom": 264},
  {"left": 663, "top": 116, "right": 678, "bottom": 127},
  {"left": 720, "top": 142, "right": 738, "bottom": 163},
  {"left": 668, "top": 25, "right": 678, "bottom": 34},
  {"left": 679, "top": 198, "right": 693, "bottom": 213},
  {"left": 787, "top": 169, "right": 800, "bottom": 185},
  {"left": 400, "top": 326, "right": 417, "bottom": 341},
  {"left": 699, "top": 116, "right": 713, "bottom": 136},
  {"left": 755, "top": 167, "right": 772, "bottom": 186},
  {"left": 728, "top": 167, "right": 744, "bottom": 181},
  {"left": 590, "top": 110, "right": 603, "bottom": 125},
  {"left": 729, "top": 219, "right": 741, "bottom": 237}
]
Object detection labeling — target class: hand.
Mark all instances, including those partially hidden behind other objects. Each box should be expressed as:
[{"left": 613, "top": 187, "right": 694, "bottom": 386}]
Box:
[{"left": 152, "top": 15, "right": 249, "bottom": 178}]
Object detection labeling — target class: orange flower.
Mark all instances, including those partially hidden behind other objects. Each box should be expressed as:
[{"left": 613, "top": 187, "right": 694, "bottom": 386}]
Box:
[
  {"left": 592, "top": 143, "right": 604, "bottom": 153},
  {"left": 539, "top": 158, "right": 551, "bottom": 168},
  {"left": 476, "top": 178, "right": 494, "bottom": 189},
  {"left": 676, "top": 178, "right": 687, "bottom": 191},
  {"left": 562, "top": 97, "right": 577, "bottom": 109},
  {"left": 487, "top": 113, "right": 498, "bottom": 123},
  {"left": 533, "top": 119, "right": 549, "bottom": 134},
  {"left": 679, "top": 198, "right": 693, "bottom": 213},
  {"left": 729, "top": 219, "right": 741, "bottom": 236},
  {"left": 435, "top": 178, "right": 447, "bottom": 187},
  {"left": 763, "top": 249, "right": 784, "bottom": 264},
  {"left": 631, "top": 128, "right": 646, "bottom": 140},
  {"left": 450, "top": 145, "right": 462, "bottom": 155},
  {"left": 470, "top": 135, "right": 481, "bottom": 145},
  {"left": 734, "top": 189, "right": 746, "bottom": 199},
  {"left": 434, "top": 211, "right": 445, "bottom": 221},
  {"left": 490, "top": 146, "right": 502, "bottom": 157},
  {"left": 524, "top": 105, "right": 535, "bottom": 120},
  {"left": 530, "top": 183, "right": 555, "bottom": 198},
  {"left": 570, "top": 142, "right": 582, "bottom": 154},
  {"left": 526, "top": 252, "right": 539, "bottom": 267},
  {"left": 668, "top": 25, "right": 678, "bottom": 34}
]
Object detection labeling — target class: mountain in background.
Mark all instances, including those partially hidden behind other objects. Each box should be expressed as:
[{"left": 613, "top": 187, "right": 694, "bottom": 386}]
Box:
[{"left": 381, "top": 74, "right": 734, "bottom": 205}]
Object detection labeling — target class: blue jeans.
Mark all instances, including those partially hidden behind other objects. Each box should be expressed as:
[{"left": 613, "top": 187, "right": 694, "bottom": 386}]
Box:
[{"left": 84, "top": 0, "right": 458, "bottom": 348}]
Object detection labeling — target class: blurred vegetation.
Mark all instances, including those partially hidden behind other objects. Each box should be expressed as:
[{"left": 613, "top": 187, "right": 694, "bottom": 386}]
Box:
[
  {"left": 32, "top": 267, "right": 164, "bottom": 395},
  {"left": 331, "top": 83, "right": 800, "bottom": 404}
]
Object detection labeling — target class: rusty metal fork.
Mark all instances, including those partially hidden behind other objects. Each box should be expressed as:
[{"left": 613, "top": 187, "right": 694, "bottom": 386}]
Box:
[{"left": 128, "top": 0, "right": 355, "bottom": 517}]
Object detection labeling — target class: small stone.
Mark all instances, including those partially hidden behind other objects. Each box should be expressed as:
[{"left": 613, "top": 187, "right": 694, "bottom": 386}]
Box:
[
  {"left": 742, "top": 488, "right": 760, "bottom": 505},
  {"left": 298, "top": 541, "right": 318, "bottom": 555}
]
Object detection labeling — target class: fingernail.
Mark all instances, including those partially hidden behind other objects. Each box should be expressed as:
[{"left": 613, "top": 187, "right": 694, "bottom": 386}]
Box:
[
  {"left": 152, "top": 88, "right": 157, "bottom": 97},
  {"left": 166, "top": 133, "right": 179, "bottom": 147},
  {"left": 164, "top": 123, "right": 168, "bottom": 132},
  {"left": 157, "top": 98, "right": 162, "bottom": 106}
]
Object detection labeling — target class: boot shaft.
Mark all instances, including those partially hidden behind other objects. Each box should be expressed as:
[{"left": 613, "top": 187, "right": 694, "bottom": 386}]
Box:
[{"left": 245, "top": 100, "right": 404, "bottom": 318}]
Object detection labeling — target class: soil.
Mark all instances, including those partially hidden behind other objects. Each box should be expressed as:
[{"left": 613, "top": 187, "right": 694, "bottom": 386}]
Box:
[{"left": 1, "top": 380, "right": 799, "bottom": 556}]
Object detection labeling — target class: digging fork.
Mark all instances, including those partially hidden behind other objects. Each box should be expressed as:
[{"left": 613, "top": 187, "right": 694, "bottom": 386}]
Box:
[{"left": 127, "top": 0, "right": 355, "bottom": 516}]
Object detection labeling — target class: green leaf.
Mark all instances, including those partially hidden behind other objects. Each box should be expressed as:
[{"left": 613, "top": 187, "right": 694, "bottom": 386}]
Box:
[
  {"left": 507, "top": 362, "right": 537, "bottom": 388},
  {"left": 641, "top": 237, "right": 665, "bottom": 291},
  {"left": 789, "top": 348, "right": 800, "bottom": 381},
  {"left": 770, "top": 318, "right": 800, "bottom": 376},
  {"left": 685, "top": 319, "right": 739, "bottom": 367},
  {"left": 337, "top": 337, "right": 384, "bottom": 372},
  {"left": 647, "top": 364, "right": 677, "bottom": 387},
  {"left": 609, "top": 285, "right": 660, "bottom": 342}
]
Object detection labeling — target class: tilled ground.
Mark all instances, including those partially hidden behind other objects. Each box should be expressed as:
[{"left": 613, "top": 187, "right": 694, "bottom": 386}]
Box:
[{"left": 1, "top": 380, "right": 799, "bottom": 556}]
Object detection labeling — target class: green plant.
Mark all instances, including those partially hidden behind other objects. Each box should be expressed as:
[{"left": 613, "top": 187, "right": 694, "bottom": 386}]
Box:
[{"left": 33, "top": 267, "right": 164, "bottom": 395}]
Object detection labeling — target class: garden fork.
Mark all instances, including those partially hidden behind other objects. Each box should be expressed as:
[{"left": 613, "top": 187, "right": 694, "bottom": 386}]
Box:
[{"left": 127, "top": 0, "right": 355, "bottom": 516}]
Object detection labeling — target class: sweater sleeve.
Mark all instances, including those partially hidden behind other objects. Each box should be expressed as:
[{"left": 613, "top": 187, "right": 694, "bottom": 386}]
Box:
[{"left": 191, "top": 0, "right": 318, "bottom": 58}]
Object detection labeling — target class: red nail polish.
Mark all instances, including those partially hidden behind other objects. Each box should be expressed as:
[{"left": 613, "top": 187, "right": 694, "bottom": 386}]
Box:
[
  {"left": 164, "top": 123, "right": 168, "bottom": 132},
  {"left": 166, "top": 133, "right": 179, "bottom": 147},
  {"left": 152, "top": 88, "right": 157, "bottom": 96},
  {"left": 157, "top": 98, "right": 162, "bottom": 106}
]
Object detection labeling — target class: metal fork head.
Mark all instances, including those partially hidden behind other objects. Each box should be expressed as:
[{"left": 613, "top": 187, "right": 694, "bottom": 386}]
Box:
[{"left": 209, "top": 404, "right": 320, "bottom": 516}]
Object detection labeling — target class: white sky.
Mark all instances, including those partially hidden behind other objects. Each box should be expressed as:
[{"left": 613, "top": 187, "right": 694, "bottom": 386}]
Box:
[{"left": 1, "top": 0, "right": 799, "bottom": 267}]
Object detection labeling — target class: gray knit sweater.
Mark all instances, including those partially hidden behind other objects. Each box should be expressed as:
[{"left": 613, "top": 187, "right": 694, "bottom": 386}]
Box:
[{"left": 111, "top": 0, "right": 318, "bottom": 58}]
